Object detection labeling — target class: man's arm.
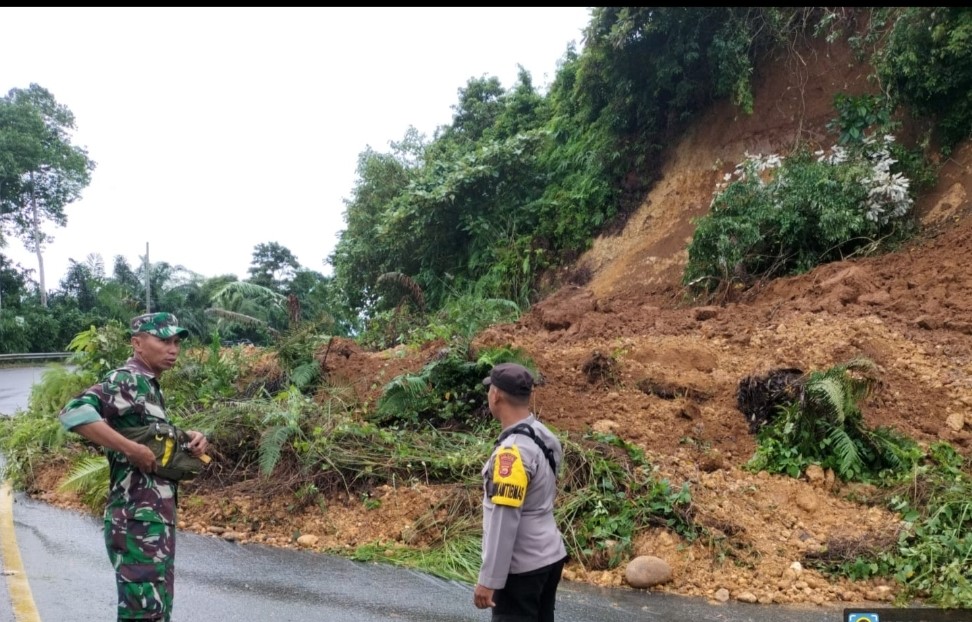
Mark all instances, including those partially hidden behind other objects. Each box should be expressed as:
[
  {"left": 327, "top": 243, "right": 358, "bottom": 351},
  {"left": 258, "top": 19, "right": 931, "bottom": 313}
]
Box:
[
  {"left": 70, "top": 420, "right": 158, "bottom": 473},
  {"left": 58, "top": 369, "right": 157, "bottom": 473},
  {"left": 477, "top": 441, "right": 536, "bottom": 594}
]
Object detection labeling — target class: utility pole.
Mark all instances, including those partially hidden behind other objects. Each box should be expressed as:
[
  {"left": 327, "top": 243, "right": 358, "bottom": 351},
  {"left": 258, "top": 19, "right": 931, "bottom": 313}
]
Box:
[{"left": 144, "top": 242, "right": 151, "bottom": 313}]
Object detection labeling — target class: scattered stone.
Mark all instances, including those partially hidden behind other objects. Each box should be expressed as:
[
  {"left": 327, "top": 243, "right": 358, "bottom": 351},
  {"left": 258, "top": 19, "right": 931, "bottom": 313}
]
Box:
[
  {"left": 592, "top": 419, "right": 619, "bottom": 434},
  {"left": 735, "top": 591, "right": 758, "bottom": 603},
  {"left": 794, "top": 491, "right": 819, "bottom": 513},
  {"left": 864, "top": 585, "right": 894, "bottom": 601},
  {"left": 624, "top": 555, "right": 673, "bottom": 588},
  {"left": 207, "top": 525, "right": 225, "bottom": 535},
  {"left": 694, "top": 306, "right": 720, "bottom": 321},
  {"left": 945, "top": 412, "right": 965, "bottom": 432},
  {"left": 296, "top": 534, "right": 319, "bottom": 548},
  {"left": 714, "top": 588, "right": 730, "bottom": 602},
  {"left": 804, "top": 464, "right": 825, "bottom": 486}
]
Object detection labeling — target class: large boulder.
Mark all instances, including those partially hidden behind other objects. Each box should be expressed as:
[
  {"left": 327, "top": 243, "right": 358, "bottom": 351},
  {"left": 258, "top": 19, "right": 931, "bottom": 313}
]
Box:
[{"left": 624, "top": 555, "right": 673, "bottom": 589}]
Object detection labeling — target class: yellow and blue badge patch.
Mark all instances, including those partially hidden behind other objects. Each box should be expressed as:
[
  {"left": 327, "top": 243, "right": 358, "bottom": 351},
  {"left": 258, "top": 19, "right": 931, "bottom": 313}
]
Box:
[{"left": 490, "top": 445, "right": 528, "bottom": 507}]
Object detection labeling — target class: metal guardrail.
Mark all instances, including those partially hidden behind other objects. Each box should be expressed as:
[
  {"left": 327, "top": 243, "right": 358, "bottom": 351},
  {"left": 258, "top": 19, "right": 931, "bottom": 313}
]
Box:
[{"left": 0, "top": 352, "right": 71, "bottom": 361}]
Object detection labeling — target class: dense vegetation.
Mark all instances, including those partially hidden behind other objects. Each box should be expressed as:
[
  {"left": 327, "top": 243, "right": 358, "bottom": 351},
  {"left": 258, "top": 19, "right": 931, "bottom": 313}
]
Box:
[{"left": 2, "top": 5, "right": 971, "bottom": 607}]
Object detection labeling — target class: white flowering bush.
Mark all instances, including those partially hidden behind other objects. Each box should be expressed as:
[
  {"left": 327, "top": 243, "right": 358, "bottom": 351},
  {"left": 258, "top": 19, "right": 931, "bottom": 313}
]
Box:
[
  {"left": 685, "top": 134, "right": 917, "bottom": 294},
  {"left": 816, "top": 134, "right": 913, "bottom": 225}
]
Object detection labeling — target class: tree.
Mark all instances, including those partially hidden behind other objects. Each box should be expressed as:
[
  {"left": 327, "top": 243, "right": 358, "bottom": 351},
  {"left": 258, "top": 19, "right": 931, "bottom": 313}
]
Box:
[
  {"left": 0, "top": 84, "right": 96, "bottom": 307},
  {"left": 247, "top": 242, "right": 300, "bottom": 293},
  {"left": 0, "top": 253, "right": 29, "bottom": 311},
  {"left": 59, "top": 255, "right": 105, "bottom": 312}
]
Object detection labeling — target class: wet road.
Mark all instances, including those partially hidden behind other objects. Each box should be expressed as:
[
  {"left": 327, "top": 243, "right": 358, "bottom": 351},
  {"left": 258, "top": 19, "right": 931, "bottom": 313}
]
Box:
[{"left": 1, "top": 365, "right": 845, "bottom": 621}]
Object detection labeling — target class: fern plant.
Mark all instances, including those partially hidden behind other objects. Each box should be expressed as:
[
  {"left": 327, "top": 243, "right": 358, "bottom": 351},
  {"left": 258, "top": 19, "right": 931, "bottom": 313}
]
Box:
[
  {"left": 746, "top": 357, "right": 921, "bottom": 482},
  {"left": 258, "top": 387, "right": 312, "bottom": 477}
]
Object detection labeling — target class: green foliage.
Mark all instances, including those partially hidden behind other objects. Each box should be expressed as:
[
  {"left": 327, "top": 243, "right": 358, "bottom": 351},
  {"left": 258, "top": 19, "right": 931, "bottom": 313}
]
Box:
[
  {"left": 685, "top": 136, "right": 918, "bottom": 295},
  {"left": 0, "top": 301, "right": 93, "bottom": 354},
  {"left": 745, "top": 358, "right": 922, "bottom": 482},
  {"left": 273, "top": 317, "right": 334, "bottom": 392},
  {"left": 255, "top": 387, "right": 313, "bottom": 477},
  {"left": 162, "top": 335, "right": 247, "bottom": 408},
  {"left": 809, "top": 442, "right": 972, "bottom": 608},
  {"left": 372, "top": 346, "right": 533, "bottom": 429},
  {"left": 57, "top": 454, "right": 109, "bottom": 512},
  {"left": 829, "top": 93, "right": 894, "bottom": 145},
  {"left": 359, "top": 289, "right": 520, "bottom": 352},
  {"left": 0, "top": 83, "right": 97, "bottom": 255},
  {"left": 558, "top": 431, "right": 697, "bottom": 570},
  {"left": 26, "top": 363, "right": 93, "bottom": 416},
  {"left": 0, "top": 402, "right": 70, "bottom": 488},
  {"left": 876, "top": 7, "right": 972, "bottom": 152},
  {"left": 247, "top": 241, "right": 300, "bottom": 293},
  {"left": 66, "top": 319, "right": 130, "bottom": 378}
]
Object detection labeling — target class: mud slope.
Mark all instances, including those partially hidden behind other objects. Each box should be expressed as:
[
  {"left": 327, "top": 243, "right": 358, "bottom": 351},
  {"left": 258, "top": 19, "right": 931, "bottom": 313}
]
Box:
[{"left": 472, "top": 37, "right": 972, "bottom": 605}]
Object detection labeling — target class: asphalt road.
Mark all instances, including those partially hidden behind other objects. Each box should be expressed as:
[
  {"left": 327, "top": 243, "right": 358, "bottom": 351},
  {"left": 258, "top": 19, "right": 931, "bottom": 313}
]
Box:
[{"left": 1, "top": 365, "right": 847, "bottom": 621}]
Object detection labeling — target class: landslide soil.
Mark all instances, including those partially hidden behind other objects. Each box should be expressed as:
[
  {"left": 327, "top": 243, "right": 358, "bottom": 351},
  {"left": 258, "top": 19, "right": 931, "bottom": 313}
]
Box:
[{"left": 33, "top": 38, "right": 972, "bottom": 610}]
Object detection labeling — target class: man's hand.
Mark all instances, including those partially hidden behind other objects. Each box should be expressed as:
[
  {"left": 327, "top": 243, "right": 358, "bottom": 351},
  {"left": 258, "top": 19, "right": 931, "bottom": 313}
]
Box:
[
  {"left": 473, "top": 584, "right": 496, "bottom": 609},
  {"left": 125, "top": 442, "right": 158, "bottom": 473},
  {"left": 185, "top": 430, "right": 209, "bottom": 457}
]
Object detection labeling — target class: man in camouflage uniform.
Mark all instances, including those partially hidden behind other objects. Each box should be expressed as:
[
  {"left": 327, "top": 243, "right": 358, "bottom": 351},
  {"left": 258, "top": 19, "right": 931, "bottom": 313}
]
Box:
[{"left": 59, "top": 312, "right": 209, "bottom": 622}]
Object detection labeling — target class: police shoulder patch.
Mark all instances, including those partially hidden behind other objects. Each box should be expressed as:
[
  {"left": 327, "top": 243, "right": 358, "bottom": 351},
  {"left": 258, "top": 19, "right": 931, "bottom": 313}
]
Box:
[{"left": 490, "top": 444, "right": 528, "bottom": 507}]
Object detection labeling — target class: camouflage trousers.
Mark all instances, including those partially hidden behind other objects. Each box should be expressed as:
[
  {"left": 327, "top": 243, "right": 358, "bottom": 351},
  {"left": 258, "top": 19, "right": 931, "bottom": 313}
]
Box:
[{"left": 104, "top": 518, "right": 175, "bottom": 621}]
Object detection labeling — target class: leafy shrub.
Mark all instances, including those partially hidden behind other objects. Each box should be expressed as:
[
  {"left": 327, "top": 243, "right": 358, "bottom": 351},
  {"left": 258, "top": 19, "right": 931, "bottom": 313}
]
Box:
[
  {"left": 829, "top": 93, "right": 894, "bottom": 146},
  {"left": 745, "top": 358, "right": 922, "bottom": 482},
  {"left": 65, "top": 320, "right": 131, "bottom": 378},
  {"left": 0, "top": 404, "right": 70, "bottom": 488},
  {"left": 685, "top": 135, "right": 917, "bottom": 294},
  {"left": 372, "top": 345, "right": 533, "bottom": 429},
  {"left": 807, "top": 442, "right": 972, "bottom": 608},
  {"left": 558, "top": 431, "right": 697, "bottom": 570},
  {"left": 163, "top": 336, "right": 253, "bottom": 408},
  {"left": 876, "top": 7, "right": 972, "bottom": 153}
]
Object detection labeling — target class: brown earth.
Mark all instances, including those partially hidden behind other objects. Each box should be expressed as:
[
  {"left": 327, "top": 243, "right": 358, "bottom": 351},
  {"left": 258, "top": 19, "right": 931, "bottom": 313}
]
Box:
[{"left": 33, "top": 36, "right": 972, "bottom": 610}]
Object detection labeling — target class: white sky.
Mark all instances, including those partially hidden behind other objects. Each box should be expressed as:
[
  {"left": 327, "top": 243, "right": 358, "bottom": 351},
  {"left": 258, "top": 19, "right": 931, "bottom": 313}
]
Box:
[{"left": 1, "top": 6, "right": 590, "bottom": 287}]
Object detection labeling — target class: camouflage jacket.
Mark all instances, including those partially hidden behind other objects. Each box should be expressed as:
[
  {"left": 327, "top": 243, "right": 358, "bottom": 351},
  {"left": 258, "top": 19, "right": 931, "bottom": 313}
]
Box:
[{"left": 59, "top": 356, "right": 178, "bottom": 525}]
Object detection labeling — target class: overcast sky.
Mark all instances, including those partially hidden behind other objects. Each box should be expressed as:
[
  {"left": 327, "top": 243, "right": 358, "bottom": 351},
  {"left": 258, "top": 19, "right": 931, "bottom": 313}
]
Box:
[{"left": 1, "top": 7, "right": 591, "bottom": 287}]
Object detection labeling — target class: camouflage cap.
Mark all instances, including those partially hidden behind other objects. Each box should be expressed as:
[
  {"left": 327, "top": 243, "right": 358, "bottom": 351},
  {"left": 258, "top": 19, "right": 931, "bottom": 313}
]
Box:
[{"left": 130, "top": 312, "right": 189, "bottom": 339}]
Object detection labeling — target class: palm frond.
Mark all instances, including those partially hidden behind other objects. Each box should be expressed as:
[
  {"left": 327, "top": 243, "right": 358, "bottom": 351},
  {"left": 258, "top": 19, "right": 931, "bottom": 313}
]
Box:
[
  {"left": 204, "top": 308, "right": 281, "bottom": 337},
  {"left": 867, "top": 425, "right": 921, "bottom": 472},
  {"left": 377, "top": 272, "right": 426, "bottom": 311},
  {"left": 825, "top": 425, "right": 864, "bottom": 480},
  {"left": 58, "top": 455, "right": 109, "bottom": 511},
  {"left": 378, "top": 375, "right": 432, "bottom": 415},
  {"left": 806, "top": 375, "right": 848, "bottom": 424},
  {"left": 211, "top": 281, "right": 286, "bottom": 309},
  {"left": 259, "top": 425, "right": 297, "bottom": 476},
  {"left": 289, "top": 361, "right": 321, "bottom": 390}
]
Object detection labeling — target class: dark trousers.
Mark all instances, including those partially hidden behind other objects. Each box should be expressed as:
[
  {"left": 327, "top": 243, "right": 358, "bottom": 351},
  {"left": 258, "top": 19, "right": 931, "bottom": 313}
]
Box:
[{"left": 492, "top": 556, "right": 567, "bottom": 622}]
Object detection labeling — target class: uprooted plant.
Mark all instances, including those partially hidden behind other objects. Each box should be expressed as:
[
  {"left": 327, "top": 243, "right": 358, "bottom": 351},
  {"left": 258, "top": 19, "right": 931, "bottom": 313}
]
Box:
[{"left": 744, "top": 356, "right": 921, "bottom": 482}]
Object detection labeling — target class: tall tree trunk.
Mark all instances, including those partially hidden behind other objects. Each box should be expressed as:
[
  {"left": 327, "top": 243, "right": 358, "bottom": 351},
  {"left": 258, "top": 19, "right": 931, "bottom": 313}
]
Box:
[{"left": 30, "top": 177, "right": 47, "bottom": 308}]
